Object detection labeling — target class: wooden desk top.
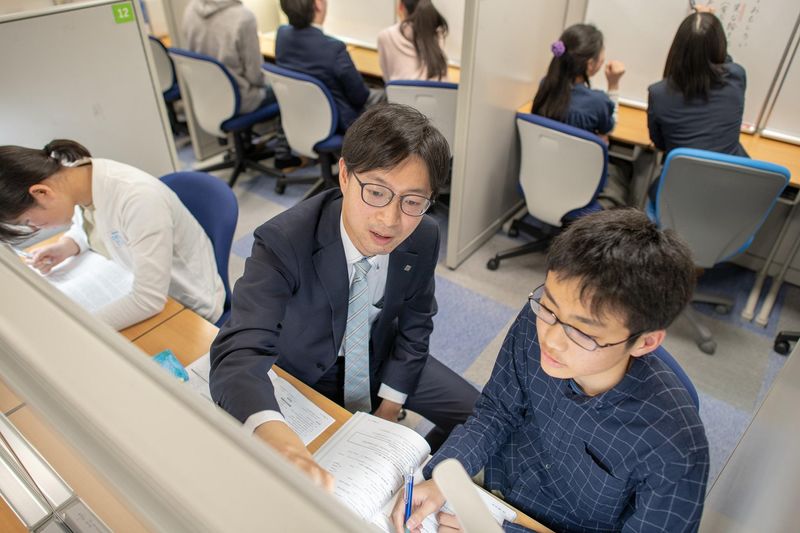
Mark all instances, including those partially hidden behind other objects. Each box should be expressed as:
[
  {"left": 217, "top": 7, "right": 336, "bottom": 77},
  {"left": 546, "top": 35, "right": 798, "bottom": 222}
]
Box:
[{"left": 259, "top": 33, "right": 461, "bottom": 83}]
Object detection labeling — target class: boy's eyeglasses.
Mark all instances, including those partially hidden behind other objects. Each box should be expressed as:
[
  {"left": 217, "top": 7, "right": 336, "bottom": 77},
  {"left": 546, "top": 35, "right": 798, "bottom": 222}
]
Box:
[
  {"left": 352, "top": 172, "right": 433, "bottom": 217},
  {"left": 528, "top": 284, "right": 640, "bottom": 352}
]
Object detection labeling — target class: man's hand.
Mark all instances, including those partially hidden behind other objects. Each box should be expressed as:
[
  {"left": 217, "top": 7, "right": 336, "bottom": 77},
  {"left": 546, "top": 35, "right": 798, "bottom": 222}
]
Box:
[
  {"left": 29, "top": 237, "right": 79, "bottom": 274},
  {"left": 373, "top": 398, "right": 403, "bottom": 422},
  {"left": 254, "top": 420, "right": 335, "bottom": 491},
  {"left": 390, "top": 479, "right": 448, "bottom": 533},
  {"left": 693, "top": 4, "right": 715, "bottom": 14}
]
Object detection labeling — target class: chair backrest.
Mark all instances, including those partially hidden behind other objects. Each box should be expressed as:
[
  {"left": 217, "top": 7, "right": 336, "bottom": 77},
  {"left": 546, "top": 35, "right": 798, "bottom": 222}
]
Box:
[
  {"left": 651, "top": 345, "right": 699, "bottom": 409},
  {"left": 262, "top": 63, "right": 338, "bottom": 158},
  {"left": 385, "top": 80, "right": 458, "bottom": 152},
  {"left": 654, "top": 148, "right": 789, "bottom": 268},
  {"left": 148, "top": 35, "right": 176, "bottom": 94},
  {"left": 160, "top": 171, "right": 238, "bottom": 312},
  {"left": 169, "top": 48, "right": 239, "bottom": 138},
  {"left": 515, "top": 113, "right": 607, "bottom": 227}
]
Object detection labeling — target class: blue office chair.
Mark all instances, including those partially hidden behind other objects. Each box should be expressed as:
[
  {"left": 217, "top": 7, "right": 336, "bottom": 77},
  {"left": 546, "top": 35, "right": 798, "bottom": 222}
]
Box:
[
  {"left": 486, "top": 113, "right": 607, "bottom": 270},
  {"left": 651, "top": 346, "right": 699, "bottom": 410},
  {"left": 262, "top": 63, "right": 343, "bottom": 199},
  {"left": 148, "top": 36, "right": 185, "bottom": 135},
  {"left": 160, "top": 171, "right": 238, "bottom": 327},
  {"left": 649, "top": 148, "right": 790, "bottom": 354},
  {"left": 169, "top": 48, "right": 282, "bottom": 188},
  {"left": 386, "top": 80, "right": 458, "bottom": 153}
]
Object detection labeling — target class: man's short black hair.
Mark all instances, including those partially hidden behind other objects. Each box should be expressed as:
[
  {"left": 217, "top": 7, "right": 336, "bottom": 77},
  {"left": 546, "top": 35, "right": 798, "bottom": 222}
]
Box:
[
  {"left": 546, "top": 208, "right": 695, "bottom": 335},
  {"left": 280, "top": 0, "right": 316, "bottom": 29},
  {"left": 341, "top": 103, "right": 451, "bottom": 199}
]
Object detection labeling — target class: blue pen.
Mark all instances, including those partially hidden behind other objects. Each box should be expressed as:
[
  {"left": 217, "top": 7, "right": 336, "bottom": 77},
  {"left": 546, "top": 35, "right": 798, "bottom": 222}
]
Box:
[{"left": 403, "top": 467, "right": 414, "bottom": 533}]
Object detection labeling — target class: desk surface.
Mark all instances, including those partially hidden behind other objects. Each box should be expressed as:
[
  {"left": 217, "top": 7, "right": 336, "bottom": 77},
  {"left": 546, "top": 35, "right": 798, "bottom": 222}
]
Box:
[{"left": 258, "top": 33, "right": 461, "bottom": 83}]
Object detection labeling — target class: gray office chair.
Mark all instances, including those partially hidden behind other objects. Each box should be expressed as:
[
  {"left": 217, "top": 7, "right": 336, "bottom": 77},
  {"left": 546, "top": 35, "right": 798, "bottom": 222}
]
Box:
[{"left": 650, "top": 148, "right": 790, "bottom": 354}]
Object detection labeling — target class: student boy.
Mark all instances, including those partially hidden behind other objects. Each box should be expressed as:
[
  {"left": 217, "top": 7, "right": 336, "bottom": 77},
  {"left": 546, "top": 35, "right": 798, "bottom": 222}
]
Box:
[
  {"left": 392, "top": 209, "right": 709, "bottom": 532},
  {"left": 277, "top": 0, "right": 383, "bottom": 131},
  {"left": 210, "top": 104, "right": 478, "bottom": 489}
]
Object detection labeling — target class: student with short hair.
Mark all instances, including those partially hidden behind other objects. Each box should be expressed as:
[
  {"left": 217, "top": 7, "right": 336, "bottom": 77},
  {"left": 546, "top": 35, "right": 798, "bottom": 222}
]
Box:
[
  {"left": 530, "top": 24, "right": 630, "bottom": 208},
  {"left": 210, "top": 103, "right": 479, "bottom": 490},
  {"left": 392, "top": 209, "right": 709, "bottom": 533},
  {"left": 277, "top": 0, "right": 383, "bottom": 131},
  {"left": 648, "top": 10, "right": 747, "bottom": 157},
  {"left": 377, "top": 0, "right": 450, "bottom": 82},
  {"left": 0, "top": 140, "right": 225, "bottom": 329}
]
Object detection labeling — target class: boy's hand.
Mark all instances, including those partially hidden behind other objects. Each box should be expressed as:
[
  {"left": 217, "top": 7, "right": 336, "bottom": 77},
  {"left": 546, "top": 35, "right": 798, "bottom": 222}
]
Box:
[
  {"left": 436, "top": 511, "right": 465, "bottom": 532},
  {"left": 604, "top": 61, "right": 626, "bottom": 91},
  {"left": 390, "top": 479, "right": 447, "bottom": 533},
  {"left": 30, "top": 237, "right": 79, "bottom": 274}
]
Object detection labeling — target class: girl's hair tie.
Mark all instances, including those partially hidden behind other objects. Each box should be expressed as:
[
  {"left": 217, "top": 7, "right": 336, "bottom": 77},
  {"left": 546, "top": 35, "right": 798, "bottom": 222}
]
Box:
[{"left": 551, "top": 40, "right": 566, "bottom": 57}]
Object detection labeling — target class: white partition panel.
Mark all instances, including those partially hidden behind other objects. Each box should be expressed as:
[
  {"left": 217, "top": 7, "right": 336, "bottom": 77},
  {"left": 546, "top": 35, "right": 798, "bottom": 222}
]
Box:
[
  {"left": 585, "top": 0, "right": 800, "bottom": 132},
  {"left": 447, "top": 0, "right": 569, "bottom": 268},
  {"left": 762, "top": 37, "right": 800, "bottom": 143},
  {"left": 325, "top": 0, "right": 395, "bottom": 48},
  {"left": 0, "top": 0, "right": 176, "bottom": 177}
]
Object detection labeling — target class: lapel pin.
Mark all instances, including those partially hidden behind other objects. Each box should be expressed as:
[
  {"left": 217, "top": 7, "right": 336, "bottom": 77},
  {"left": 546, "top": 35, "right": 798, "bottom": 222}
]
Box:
[{"left": 404, "top": 265, "right": 412, "bottom": 272}]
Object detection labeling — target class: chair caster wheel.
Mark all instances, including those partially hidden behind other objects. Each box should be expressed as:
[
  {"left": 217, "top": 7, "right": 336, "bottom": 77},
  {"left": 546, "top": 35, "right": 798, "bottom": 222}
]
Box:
[
  {"left": 774, "top": 340, "right": 791, "bottom": 355},
  {"left": 508, "top": 227, "right": 520, "bottom": 238},
  {"left": 486, "top": 257, "right": 500, "bottom": 270},
  {"left": 698, "top": 340, "right": 716, "bottom": 355},
  {"left": 274, "top": 183, "right": 286, "bottom": 194},
  {"left": 715, "top": 304, "right": 731, "bottom": 315}
]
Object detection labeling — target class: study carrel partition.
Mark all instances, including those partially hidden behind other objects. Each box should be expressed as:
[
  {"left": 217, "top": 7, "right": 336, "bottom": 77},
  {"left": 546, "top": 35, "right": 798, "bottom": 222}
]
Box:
[{"left": 0, "top": 0, "right": 176, "bottom": 177}]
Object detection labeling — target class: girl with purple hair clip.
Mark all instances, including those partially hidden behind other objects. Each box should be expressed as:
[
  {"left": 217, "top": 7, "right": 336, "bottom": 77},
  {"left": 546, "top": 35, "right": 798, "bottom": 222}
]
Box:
[{"left": 531, "top": 24, "right": 632, "bottom": 208}]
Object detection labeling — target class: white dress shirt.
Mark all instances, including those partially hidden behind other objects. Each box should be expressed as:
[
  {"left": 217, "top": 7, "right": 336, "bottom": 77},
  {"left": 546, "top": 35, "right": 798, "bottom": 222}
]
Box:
[{"left": 243, "top": 216, "right": 405, "bottom": 433}]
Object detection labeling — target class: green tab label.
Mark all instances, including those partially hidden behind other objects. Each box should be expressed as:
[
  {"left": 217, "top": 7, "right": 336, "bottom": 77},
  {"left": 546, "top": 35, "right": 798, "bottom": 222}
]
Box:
[{"left": 112, "top": 2, "right": 135, "bottom": 24}]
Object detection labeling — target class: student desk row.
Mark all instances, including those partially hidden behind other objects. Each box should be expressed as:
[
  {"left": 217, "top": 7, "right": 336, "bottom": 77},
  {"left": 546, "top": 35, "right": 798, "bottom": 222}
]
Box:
[
  {"left": 0, "top": 307, "right": 550, "bottom": 532},
  {"left": 258, "top": 33, "right": 462, "bottom": 83}
]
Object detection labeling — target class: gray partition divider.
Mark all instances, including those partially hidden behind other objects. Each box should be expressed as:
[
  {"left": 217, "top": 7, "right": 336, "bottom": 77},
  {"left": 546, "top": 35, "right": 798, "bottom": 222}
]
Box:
[
  {"left": 0, "top": 0, "right": 176, "bottom": 177},
  {"left": 446, "top": 0, "right": 570, "bottom": 269}
]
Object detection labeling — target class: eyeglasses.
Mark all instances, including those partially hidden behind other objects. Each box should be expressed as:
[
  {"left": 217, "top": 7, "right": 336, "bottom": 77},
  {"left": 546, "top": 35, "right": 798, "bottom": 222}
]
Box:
[
  {"left": 351, "top": 172, "right": 433, "bottom": 217},
  {"left": 528, "top": 284, "right": 640, "bottom": 352}
]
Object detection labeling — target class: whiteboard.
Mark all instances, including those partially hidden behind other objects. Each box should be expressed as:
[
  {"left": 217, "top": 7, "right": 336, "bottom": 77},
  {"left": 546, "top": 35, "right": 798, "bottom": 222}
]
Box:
[
  {"left": 432, "top": 0, "right": 464, "bottom": 65},
  {"left": 762, "top": 39, "right": 800, "bottom": 143},
  {"left": 585, "top": 0, "right": 800, "bottom": 131},
  {"left": 0, "top": 1, "right": 176, "bottom": 177}
]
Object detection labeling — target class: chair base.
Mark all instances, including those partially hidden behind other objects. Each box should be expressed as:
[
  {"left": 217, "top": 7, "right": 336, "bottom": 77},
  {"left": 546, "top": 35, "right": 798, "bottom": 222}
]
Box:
[
  {"left": 681, "top": 307, "right": 717, "bottom": 355},
  {"left": 486, "top": 216, "right": 556, "bottom": 270},
  {"left": 197, "top": 129, "right": 284, "bottom": 188},
  {"left": 289, "top": 151, "right": 341, "bottom": 201},
  {"left": 774, "top": 331, "right": 799, "bottom": 355},
  {"left": 692, "top": 292, "right": 734, "bottom": 315}
]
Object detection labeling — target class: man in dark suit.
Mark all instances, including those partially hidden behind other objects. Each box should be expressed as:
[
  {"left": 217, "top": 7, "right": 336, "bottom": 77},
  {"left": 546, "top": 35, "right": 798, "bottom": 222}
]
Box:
[
  {"left": 210, "top": 104, "right": 479, "bottom": 489},
  {"left": 276, "top": 0, "right": 383, "bottom": 131}
]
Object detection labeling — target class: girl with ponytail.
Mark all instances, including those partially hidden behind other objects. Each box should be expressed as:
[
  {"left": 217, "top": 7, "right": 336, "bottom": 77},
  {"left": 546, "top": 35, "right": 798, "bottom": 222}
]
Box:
[
  {"left": 377, "top": 0, "right": 449, "bottom": 82},
  {"left": 0, "top": 140, "right": 225, "bottom": 329},
  {"left": 531, "top": 24, "right": 632, "bottom": 208}
]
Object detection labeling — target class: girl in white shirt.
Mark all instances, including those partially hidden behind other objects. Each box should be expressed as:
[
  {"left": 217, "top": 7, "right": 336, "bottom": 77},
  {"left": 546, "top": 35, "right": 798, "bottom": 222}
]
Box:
[
  {"left": 0, "top": 139, "right": 225, "bottom": 329},
  {"left": 377, "top": 0, "right": 449, "bottom": 82}
]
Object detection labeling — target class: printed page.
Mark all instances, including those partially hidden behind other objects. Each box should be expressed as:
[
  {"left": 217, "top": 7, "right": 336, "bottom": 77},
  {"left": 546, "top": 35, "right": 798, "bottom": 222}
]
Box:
[
  {"left": 314, "top": 412, "right": 431, "bottom": 523},
  {"left": 39, "top": 250, "right": 133, "bottom": 314},
  {"left": 185, "top": 354, "right": 335, "bottom": 445}
]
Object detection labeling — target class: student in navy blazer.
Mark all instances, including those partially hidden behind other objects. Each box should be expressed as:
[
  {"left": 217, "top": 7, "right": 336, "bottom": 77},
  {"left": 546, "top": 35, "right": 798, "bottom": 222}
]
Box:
[
  {"left": 276, "top": 0, "right": 375, "bottom": 131},
  {"left": 210, "top": 104, "right": 478, "bottom": 490}
]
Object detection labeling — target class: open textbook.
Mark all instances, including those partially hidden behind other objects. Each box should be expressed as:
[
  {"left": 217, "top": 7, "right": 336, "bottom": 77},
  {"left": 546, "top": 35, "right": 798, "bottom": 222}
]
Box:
[
  {"left": 313, "top": 412, "right": 517, "bottom": 532},
  {"left": 35, "top": 250, "right": 133, "bottom": 314},
  {"left": 185, "top": 354, "right": 335, "bottom": 446}
]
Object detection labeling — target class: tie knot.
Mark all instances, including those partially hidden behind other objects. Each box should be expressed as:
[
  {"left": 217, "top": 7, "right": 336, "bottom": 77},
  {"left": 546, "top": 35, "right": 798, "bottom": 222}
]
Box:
[{"left": 353, "top": 257, "right": 372, "bottom": 278}]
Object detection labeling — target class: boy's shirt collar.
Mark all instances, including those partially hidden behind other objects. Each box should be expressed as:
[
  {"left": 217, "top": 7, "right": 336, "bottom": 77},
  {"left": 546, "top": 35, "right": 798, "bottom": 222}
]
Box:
[{"left": 562, "top": 355, "right": 649, "bottom": 408}]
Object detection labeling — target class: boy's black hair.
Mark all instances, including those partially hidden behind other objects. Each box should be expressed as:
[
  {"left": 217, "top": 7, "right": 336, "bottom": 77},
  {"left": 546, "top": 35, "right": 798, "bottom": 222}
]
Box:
[
  {"left": 279, "top": 0, "right": 316, "bottom": 29},
  {"left": 341, "top": 103, "right": 450, "bottom": 199},
  {"left": 546, "top": 208, "right": 695, "bottom": 336}
]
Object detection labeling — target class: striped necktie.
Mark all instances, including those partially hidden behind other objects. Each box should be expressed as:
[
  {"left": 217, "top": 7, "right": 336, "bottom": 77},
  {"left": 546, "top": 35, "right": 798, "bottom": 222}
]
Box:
[{"left": 343, "top": 257, "right": 372, "bottom": 412}]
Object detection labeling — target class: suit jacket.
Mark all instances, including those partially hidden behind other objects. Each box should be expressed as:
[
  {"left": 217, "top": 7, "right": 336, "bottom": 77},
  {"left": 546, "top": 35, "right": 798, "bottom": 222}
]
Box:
[
  {"left": 275, "top": 24, "right": 370, "bottom": 131},
  {"left": 209, "top": 189, "right": 440, "bottom": 422}
]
